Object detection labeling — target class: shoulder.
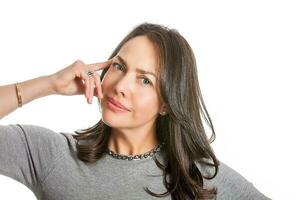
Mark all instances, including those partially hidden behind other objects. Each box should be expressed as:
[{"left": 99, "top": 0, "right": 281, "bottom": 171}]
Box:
[
  {"left": 196, "top": 160, "right": 271, "bottom": 200},
  {"left": 1, "top": 124, "right": 75, "bottom": 154}
]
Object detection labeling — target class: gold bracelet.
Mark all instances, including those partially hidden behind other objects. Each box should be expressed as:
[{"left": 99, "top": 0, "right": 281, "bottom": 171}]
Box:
[{"left": 15, "top": 83, "right": 23, "bottom": 107}]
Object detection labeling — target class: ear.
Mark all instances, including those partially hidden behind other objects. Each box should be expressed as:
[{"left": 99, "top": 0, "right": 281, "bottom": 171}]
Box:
[{"left": 159, "top": 104, "right": 168, "bottom": 116}]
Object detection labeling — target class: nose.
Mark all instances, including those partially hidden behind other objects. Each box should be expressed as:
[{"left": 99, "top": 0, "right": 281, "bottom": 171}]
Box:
[{"left": 113, "top": 73, "right": 135, "bottom": 97}]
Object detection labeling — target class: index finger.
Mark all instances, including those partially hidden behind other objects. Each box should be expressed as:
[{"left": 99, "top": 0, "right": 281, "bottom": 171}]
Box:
[{"left": 87, "top": 58, "right": 113, "bottom": 71}]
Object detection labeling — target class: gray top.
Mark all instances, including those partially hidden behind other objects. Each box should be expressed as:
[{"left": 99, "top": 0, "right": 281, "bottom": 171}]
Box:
[{"left": 0, "top": 124, "right": 271, "bottom": 200}]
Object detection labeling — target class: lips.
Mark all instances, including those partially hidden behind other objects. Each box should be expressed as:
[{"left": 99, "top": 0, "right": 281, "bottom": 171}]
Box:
[{"left": 108, "top": 97, "right": 130, "bottom": 111}]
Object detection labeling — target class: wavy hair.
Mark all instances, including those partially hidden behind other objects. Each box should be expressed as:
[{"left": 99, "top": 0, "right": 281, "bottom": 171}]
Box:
[{"left": 72, "top": 22, "right": 220, "bottom": 200}]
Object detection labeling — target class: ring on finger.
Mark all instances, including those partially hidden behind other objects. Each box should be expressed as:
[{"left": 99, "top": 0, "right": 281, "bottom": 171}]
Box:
[{"left": 87, "top": 70, "right": 94, "bottom": 77}]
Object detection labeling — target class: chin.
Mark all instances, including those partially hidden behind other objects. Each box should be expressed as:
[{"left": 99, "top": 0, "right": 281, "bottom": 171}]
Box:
[
  {"left": 100, "top": 103, "right": 128, "bottom": 128},
  {"left": 101, "top": 115, "right": 130, "bottom": 129}
]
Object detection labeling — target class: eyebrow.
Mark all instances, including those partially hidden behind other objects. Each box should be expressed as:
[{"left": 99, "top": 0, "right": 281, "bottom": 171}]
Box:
[{"left": 115, "top": 55, "right": 158, "bottom": 80}]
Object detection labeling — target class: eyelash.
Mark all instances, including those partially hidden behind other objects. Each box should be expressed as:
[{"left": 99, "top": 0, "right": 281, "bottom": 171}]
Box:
[{"left": 112, "top": 63, "right": 152, "bottom": 85}]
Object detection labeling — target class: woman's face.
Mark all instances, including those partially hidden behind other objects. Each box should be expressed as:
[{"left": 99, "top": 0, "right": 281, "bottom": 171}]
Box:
[{"left": 100, "top": 35, "right": 163, "bottom": 129}]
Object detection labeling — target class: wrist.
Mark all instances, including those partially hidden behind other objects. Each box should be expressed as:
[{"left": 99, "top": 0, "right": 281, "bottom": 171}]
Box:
[{"left": 44, "top": 74, "right": 58, "bottom": 95}]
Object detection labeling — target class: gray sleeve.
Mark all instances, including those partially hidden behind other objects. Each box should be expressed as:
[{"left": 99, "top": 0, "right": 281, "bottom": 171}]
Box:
[
  {"left": 198, "top": 161, "right": 272, "bottom": 200},
  {"left": 0, "top": 124, "right": 67, "bottom": 196}
]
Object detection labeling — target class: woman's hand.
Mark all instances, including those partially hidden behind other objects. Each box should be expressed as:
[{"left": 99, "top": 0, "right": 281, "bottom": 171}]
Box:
[{"left": 50, "top": 59, "right": 112, "bottom": 104}]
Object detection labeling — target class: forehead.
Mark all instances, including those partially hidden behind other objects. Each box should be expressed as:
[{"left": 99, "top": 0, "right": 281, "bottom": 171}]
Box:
[{"left": 115, "top": 36, "right": 160, "bottom": 75}]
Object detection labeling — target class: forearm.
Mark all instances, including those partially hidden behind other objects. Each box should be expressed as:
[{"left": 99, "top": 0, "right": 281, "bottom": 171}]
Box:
[{"left": 0, "top": 75, "right": 56, "bottom": 119}]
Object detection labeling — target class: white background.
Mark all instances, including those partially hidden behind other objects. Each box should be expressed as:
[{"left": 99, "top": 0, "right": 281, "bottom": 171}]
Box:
[{"left": 0, "top": 0, "right": 299, "bottom": 199}]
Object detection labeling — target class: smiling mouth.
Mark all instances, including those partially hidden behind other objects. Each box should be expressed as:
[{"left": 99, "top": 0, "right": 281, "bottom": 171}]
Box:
[{"left": 107, "top": 98, "right": 129, "bottom": 112}]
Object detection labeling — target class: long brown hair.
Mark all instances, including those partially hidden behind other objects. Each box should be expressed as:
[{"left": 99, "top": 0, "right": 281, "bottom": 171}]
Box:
[{"left": 72, "top": 22, "right": 220, "bottom": 200}]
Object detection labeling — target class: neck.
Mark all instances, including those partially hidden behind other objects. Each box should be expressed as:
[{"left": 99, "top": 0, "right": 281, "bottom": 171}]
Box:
[{"left": 107, "top": 125, "right": 158, "bottom": 156}]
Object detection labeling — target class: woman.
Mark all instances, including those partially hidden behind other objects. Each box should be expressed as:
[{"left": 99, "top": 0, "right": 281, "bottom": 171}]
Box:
[{"left": 0, "top": 22, "right": 271, "bottom": 200}]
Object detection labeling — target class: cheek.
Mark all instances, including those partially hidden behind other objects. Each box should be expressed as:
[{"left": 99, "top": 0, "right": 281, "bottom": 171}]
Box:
[
  {"left": 101, "top": 69, "right": 114, "bottom": 94},
  {"left": 133, "top": 93, "right": 160, "bottom": 113}
]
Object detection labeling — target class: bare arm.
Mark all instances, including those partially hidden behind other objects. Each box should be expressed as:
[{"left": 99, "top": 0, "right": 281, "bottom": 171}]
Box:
[
  {"left": 0, "top": 59, "right": 112, "bottom": 120},
  {"left": 0, "top": 75, "right": 56, "bottom": 120}
]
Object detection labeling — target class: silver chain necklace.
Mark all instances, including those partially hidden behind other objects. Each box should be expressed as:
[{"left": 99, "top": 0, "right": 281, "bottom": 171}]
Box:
[{"left": 105, "top": 142, "right": 166, "bottom": 161}]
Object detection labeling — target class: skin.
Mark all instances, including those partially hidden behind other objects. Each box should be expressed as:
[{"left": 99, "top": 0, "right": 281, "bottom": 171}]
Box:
[{"left": 100, "top": 35, "right": 167, "bottom": 156}]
